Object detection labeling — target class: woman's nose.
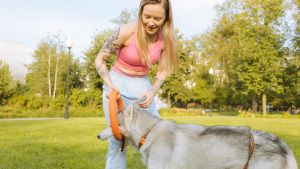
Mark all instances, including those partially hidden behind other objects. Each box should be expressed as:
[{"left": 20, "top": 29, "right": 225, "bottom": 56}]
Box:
[{"left": 148, "top": 21, "right": 155, "bottom": 27}]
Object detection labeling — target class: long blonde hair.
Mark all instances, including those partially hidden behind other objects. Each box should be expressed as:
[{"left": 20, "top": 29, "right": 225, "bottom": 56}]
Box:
[{"left": 137, "top": 0, "right": 178, "bottom": 74}]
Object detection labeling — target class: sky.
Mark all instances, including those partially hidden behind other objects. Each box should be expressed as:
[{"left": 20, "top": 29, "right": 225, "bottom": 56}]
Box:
[{"left": 0, "top": 0, "right": 225, "bottom": 58}]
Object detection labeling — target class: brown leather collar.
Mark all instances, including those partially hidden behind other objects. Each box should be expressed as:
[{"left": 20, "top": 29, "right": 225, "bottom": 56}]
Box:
[
  {"left": 243, "top": 129, "right": 255, "bottom": 169},
  {"left": 138, "top": 121, "right": 159, "bottom": 148}
]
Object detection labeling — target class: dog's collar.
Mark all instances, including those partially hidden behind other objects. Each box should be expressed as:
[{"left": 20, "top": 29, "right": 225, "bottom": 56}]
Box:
[{"left": 138, "top": 121, "right": 160, "bottom": 148}]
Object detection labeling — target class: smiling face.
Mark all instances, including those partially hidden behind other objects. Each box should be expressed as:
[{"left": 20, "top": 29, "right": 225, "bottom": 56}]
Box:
[{"left": 142, "top": 3, "right": 166, "bottom": 37}]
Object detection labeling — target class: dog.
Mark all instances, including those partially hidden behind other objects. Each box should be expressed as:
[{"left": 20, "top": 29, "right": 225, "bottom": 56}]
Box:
[{"left": 98, "top": 103, "right": 298, "bottom": 169}]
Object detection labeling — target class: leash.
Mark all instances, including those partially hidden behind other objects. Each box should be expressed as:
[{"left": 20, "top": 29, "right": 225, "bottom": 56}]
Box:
[
  {"left": 109, "top": 90, "right": 125, "bottom": 151},
  {"left": 243, "top": 129, "right": 255, "bottom": 169}
]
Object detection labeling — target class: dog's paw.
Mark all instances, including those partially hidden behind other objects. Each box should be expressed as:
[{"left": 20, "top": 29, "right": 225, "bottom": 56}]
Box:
[{"left": 97, "top": 128, "right": 113, "bottom": 141}]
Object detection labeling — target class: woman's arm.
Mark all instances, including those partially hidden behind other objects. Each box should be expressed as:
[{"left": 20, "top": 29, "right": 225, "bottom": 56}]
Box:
[
  {"left": 95, "top": 23, "right": 135, "bottom": 89},
  {"left": 150, "top": 70, "right": 168, "bottom": 95},
  {"left": 139, "top": 64, "right": 168, "bottom": 108},
  {"left": 95, "top": 28, "right": 121, "bottom": 90}
]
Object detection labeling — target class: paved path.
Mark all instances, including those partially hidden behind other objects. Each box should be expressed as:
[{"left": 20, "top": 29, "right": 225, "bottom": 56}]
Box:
[{"left": 0, "top": 118, "right": 63, "bottom": 121}]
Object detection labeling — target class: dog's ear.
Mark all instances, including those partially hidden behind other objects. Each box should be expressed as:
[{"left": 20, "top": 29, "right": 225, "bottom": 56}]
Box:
[
  {"left": 120, "top": 126, "right": 129, "bottom": 137},
  {"left": 128, "top": 104, "right": 135, "bottom": 121},
  {"left": 124, "top": 104, "right": 135, "bottom": 121}
]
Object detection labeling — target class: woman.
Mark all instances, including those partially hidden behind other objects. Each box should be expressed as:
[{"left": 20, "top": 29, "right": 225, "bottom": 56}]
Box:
[{"left": 95, "top": 0, "right": 177, "bottom": 168}]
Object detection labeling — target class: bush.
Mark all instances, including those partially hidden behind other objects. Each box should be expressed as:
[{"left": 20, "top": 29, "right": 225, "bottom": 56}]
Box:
[
  {"left": 1, "top": 88, "right": 104, "bottom": 118},
  {"left": 69, "top": 88, "right": 102, "bottom": 108},
  {"left": 27, "top": 96, "right": 50, "bottom": 109},
  {"left": 238, "top": 111, "right": 300, "bottom": 119},
  {"left": 50, "top": 95, "right": 65, "bottom": 110},
  {"left": 159, "top": 108, "right": 204, "bottom": 116}
]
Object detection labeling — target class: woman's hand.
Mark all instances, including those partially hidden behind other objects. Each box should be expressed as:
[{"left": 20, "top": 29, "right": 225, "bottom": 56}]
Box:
[{"left": 139, "top": 91, "right": 155, "bottom": 108}]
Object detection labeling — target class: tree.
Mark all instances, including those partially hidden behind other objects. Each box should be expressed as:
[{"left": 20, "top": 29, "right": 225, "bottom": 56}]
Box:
[
  {"left": 110, "top": 9, "right": 137, "bottom": 25},
  {"left": 197, "top": 0, "right": 286, "bottom": 114},
  {"left": 294, "top": 0, "right": 300, "bottom": 108},
  {"left": 234, "top": 0, "right": 285, "bottom": 114},
  {"left": 45, "top": 34, "right": 66, "bottom": 98},
  {"left": 0, "top": 61, "right": 15, "bottom": 105},
  {"left": 160, "top": 32, "right": 196, "bottom": 108},
  {"left": 26, "top": 34, "right": 72, "bottom": 96},
  {"left": 281, "top": 0, "right": 300, "bottom": 109},
  {"left": 194, "top": 1, "right": 245, "bottom": 110}
]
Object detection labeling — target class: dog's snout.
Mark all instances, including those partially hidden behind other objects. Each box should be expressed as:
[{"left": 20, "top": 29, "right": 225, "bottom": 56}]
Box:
[{"left": 97, "top": 134, "right": 101, "bottom": 139}]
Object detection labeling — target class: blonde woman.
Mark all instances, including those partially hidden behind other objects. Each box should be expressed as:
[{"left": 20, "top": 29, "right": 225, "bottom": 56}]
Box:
[{"left": 95, "top": 0, "right": 178, "bottom": 168}]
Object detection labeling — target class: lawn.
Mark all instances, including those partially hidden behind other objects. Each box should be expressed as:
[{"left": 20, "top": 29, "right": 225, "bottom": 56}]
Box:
[{"left": 0, "top": 116, "right": 299, "bottom": 169}]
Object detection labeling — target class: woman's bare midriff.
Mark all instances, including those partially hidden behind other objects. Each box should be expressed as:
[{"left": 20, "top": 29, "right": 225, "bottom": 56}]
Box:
[{"left": 115, "top": 62, "right": 148, "bottom": 77}]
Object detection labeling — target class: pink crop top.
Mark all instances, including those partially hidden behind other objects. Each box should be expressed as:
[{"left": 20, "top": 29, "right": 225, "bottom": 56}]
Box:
[{"left": 112, "top": 32, "right": 163, "bottom": 76}]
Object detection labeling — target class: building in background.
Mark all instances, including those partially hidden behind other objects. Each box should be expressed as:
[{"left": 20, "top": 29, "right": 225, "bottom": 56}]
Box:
[{"left": 0, "top": 40, "right": 32, "bottom": 83}]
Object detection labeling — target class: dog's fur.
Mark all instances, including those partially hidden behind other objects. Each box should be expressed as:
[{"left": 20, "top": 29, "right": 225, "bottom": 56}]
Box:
[{"left": 98, "top": 103, "right": 298, "bottom": 169}]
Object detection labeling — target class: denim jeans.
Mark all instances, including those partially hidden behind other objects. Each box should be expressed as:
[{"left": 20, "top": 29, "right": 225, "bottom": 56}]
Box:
[{"left": 102, "top": 69, "right": 160, "bottom": 169}]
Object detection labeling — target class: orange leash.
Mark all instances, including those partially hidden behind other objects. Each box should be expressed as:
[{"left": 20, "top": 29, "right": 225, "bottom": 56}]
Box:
[{"left": 109, "top": 90, "right": 124, "bottom": 141}]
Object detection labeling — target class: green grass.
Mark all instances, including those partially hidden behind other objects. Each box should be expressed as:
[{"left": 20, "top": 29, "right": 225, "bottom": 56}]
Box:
[{"left": 0, "top": 116, "right": 299, "bottom": 169}]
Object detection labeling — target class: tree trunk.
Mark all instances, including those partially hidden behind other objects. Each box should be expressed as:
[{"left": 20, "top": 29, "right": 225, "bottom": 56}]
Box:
[
  {"left": 252, "top": 96, "right": 257, "bottom": 113},
  {"left": 262, "top": 94, "right": 267, "bottom": 115},
  {"left": 48, "top": 48, "right": 52, "bottom": 97},
  {"left": 53, "top": 52, "right": 59, "bottom": 99}
]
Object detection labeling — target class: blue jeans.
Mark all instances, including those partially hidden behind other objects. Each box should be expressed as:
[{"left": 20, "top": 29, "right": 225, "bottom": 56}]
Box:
[{"left": 102, "top": 70, "right": 160, "bottom": 169}]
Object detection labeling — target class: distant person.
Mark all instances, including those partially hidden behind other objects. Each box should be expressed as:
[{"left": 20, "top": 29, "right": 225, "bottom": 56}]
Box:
[
  {"left": 290, "top": 105, "right": 295, "bottom": 115},
  {"left": 95, "top": 0, "right": 178, "bottom": 168}
]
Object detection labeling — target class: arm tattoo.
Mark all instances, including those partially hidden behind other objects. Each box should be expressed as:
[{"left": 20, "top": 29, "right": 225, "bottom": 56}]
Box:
[
  {"left": 96, "top": 63, "right": 109, "bottom": 77},
  {"left": 96, "top": 28, "right": 121, "bottom": 78},
  {"left": 150, "top": 77, "right": 165, "bottom": 94},
  {"left": 95, "top": 52, "right": 109, "bottom": 78},
  {"left": 101, "top": 27, "right": 121, "bottom": 54}
]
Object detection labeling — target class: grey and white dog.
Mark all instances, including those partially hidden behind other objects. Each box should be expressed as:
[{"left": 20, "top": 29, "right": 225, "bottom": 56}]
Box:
[{"left": 98, "top": 103, "right": 298, "bottom": 169}]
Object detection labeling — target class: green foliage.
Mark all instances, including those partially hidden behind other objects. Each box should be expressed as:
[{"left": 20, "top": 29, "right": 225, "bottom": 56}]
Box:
[
  {"left": 0, "top": 61, "right": 15, "bottom": 105},
  {"left": 159, "top": 108, "right": 204, "bottom": 116},
  {"left": 7, "top": 94, "right": 50, "bottom": 110},
  {"left": 50, "top": 95, "right": 65, "bottom": 109},
  {"left": 69, "top": 58, "right": 85, "bottom": 89},
  {"left": 26, "top": 34, "right": 84, "bottom": 98},
  {"left": 160, "top": 32, "right": 197, "bottom": 108},
  {"left": 69, "top": 88, "right": 102, "bottom": 108},
  {"left": 84, "top": 30, "right": 116, "bottom": 90},
  {"left": 26, "top": 35, "right": 68, "bottom": 96},
  {"left": 196, "top": 0, "right": 290, "bottom": 112},
  {"left": 3, "top": 89, "right": 102, "bottom": 118}
]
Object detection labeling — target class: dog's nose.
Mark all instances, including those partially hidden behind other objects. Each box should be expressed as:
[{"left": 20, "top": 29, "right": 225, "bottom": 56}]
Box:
[{"left": 97, "top": 135, "right": 100, "bottom": 139}]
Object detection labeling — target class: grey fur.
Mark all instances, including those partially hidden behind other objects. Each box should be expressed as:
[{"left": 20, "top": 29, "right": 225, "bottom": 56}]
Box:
[{"left": 98, "top": 103, "right": 298, "bottom": 169}]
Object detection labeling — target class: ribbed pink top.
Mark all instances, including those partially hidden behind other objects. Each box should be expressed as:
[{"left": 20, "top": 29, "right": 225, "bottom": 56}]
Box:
[{"left": 112, "top": 32, "right": 163, "bottom": 76}]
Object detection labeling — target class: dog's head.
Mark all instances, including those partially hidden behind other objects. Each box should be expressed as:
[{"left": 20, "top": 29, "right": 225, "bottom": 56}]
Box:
[{"left": 97, "top": 102, "right": 140, "bottom": 141}]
